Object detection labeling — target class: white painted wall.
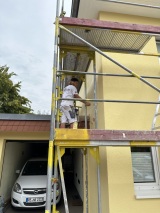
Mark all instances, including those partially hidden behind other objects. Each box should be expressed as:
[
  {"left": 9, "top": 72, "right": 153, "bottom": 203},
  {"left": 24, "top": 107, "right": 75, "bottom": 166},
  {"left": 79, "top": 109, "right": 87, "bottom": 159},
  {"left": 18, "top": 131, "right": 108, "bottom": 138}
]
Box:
[
  {"left": 0, "top": 142, "right": 31, "bottom": 201},
  {"left": 73, "top": 149, "right": 83, "bottom": 200}
]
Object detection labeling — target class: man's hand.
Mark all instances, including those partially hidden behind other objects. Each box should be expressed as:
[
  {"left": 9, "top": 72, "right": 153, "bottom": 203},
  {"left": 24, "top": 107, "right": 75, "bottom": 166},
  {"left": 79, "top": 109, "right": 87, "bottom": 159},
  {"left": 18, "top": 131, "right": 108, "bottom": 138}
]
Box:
[
  {"left": 74, "top": 94, "right": 91, "bottom": 106},
  {"left": 85, "top": 102, "right": 91, "bottom": 106}
]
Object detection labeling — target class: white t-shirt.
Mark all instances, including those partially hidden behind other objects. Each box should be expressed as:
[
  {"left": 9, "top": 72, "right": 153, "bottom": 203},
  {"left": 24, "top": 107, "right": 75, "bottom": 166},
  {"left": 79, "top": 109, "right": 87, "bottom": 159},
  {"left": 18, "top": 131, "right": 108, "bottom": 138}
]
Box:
[{"left": 61, "top": 85, "right": 78, "bottom": 106}]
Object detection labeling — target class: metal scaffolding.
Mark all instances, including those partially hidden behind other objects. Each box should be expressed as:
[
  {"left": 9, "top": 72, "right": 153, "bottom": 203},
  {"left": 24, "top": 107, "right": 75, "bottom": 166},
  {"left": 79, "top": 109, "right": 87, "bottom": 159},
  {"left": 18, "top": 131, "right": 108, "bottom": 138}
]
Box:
[{"left": 45, "top": 0, "right": 160, "bottom": 213}]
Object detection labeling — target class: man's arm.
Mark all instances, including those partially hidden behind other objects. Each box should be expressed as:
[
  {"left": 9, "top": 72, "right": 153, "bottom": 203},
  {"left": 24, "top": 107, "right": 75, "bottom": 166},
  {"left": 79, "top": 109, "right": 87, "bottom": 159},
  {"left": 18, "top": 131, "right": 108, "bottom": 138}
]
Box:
[{"left": 74, "top": 94, "right": 91, "bottom": 106}]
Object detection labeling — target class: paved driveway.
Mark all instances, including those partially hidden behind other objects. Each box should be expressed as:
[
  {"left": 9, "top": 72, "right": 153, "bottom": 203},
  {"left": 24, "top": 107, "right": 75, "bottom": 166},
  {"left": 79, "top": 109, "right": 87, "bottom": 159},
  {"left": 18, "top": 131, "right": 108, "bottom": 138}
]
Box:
[
  {"left": 5, "top": 185, "right": 83, "bottom": 213},
  {"left": 5, "top": 174, "right": 83, "bottom": 213},
  {"left": 5, "top": 202, "right": 82, "bottom": 213},
  {"left": 5, "top": 203, "right": 65, "bottom": 213},
  {"left": 5, "top": 205, "right": 45, "bottom": 213}
]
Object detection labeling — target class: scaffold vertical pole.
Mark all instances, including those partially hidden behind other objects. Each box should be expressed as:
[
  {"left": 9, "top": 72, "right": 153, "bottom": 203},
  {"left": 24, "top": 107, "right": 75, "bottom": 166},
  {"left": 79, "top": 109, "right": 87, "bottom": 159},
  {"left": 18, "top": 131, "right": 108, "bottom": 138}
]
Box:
[
  {"left": 45, "top": 0, "right": 60, "bottom": 212},
  {"left": 56, "top": 55, "right": 63, "bottom": 128},
  {"left": 84, "top": 75, "right": 89, "bottom": 213},
  {"left": 97, "top": 148, "right": 102, "bottom": 213},
  {"left": 151, "top": 94, "right": 160, "bottom": 130},
  {"left": 52, "top": 152, "right": 58, "bottom": 213},
  {"left": 93, "top": 56, "right": 98, "bottom": 129},
  {"left": 84, "top": 75, "right": 88, "bottom": 129},
  {"left": 93, "top": 55, "right": 101, "bottom": 213}
]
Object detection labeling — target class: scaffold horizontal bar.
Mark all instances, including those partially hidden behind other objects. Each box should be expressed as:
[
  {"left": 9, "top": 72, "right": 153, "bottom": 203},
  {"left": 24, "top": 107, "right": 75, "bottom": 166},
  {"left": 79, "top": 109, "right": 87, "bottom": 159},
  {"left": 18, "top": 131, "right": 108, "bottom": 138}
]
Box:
[
  {"left": 59, "top": 97, "right": 160, "bottom": 105},
  {"left": 55, "top": 141, "right": 159, "bottom": 147},
  {"left": 57, "top": 70, "right": 160, "bottom": 79},
  {"left": 54, "top": 129, "right": 160, "bottom": 147},
  {"left": 55, "top": 129, "right": 160, "bottom": 141},
  {"left": 60, "top": 45, "right": 160, "bottom": 56},
  {"left": 55, "top": 140, "right": 159, "bottom": 147}
]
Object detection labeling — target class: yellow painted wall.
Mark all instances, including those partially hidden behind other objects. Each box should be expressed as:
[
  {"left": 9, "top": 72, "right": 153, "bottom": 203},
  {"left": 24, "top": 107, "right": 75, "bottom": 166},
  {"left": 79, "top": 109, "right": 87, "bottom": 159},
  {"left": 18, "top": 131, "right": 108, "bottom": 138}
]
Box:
[
  {"left": 102, "top": 38, "right": 159, "bottom": 131},
  {"left": 99, "top": 11, "right": 160, "bottom": 26},
  {"left": 100, "top": 12, "right": 160, "bottom": 213},
  {"left": 0, "top": 142, "right": 31, "bottom": 200},
  {"left": 79, "top": 12, "right": 160, "bottom": 213},
  {"left": 0, "top": 139, "right": 5, "bottom": 185}
]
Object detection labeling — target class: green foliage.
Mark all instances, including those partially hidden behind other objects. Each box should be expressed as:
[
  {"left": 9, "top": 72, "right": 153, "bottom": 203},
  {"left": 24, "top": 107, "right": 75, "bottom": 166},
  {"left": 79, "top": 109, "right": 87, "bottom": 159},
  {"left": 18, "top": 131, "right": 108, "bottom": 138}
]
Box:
[{"left": 0, "top": 65, "right": 32, "bottom": 113}]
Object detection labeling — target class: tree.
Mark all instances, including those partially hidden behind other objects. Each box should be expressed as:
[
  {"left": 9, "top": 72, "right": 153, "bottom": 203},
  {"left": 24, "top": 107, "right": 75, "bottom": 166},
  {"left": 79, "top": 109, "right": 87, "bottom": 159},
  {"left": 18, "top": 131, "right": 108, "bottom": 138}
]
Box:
[{"left": 0, "top": 65, "right": 32, "bottom": 113}]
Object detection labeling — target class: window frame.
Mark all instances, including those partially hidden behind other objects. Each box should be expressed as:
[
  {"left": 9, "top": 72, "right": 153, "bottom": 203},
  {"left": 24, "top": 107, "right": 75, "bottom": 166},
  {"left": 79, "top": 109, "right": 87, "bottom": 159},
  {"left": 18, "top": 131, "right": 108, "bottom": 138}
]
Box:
[
  {"left": 157, "top": 41, "right": 160, "bottom": 63},
  {"left": 132, "top": 147, "right": 160, "bottom": 198},
  {"left": 157, "top": 41, "right": 160, "bottom": 51},
  {"left": 133, "top": 148, "right": 160, "bottom": 188}
]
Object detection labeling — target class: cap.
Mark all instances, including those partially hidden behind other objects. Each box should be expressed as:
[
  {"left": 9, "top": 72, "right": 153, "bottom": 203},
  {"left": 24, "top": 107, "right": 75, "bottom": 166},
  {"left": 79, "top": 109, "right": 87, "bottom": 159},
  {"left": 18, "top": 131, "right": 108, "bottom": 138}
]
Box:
[{"left": 71, "top": 77, "right": 79, "bottom": 82}]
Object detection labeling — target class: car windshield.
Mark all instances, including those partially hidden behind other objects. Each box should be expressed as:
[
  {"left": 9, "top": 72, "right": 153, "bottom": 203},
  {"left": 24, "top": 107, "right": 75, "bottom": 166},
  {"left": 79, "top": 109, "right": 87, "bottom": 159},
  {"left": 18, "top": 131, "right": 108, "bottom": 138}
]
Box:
[{"left": 22, "top": 160, "right": 48, "bottom": 176}]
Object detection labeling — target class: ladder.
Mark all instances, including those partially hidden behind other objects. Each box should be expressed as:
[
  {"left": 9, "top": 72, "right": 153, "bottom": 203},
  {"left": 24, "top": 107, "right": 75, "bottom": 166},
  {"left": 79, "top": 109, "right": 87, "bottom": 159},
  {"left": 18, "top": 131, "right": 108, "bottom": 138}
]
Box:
[{"left": 151, "top": 94, "right": 160, "bottom": 130}]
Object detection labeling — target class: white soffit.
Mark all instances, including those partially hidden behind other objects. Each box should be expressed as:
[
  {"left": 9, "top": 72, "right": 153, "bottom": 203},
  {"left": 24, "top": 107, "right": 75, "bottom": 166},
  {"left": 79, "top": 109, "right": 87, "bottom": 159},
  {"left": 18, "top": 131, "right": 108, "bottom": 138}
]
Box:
[
  {"left": 78, "top": 0, "right": 160, "bottom": 19},
  {"left": 60, "top": 27, "right": 152, "bottom": 52}
]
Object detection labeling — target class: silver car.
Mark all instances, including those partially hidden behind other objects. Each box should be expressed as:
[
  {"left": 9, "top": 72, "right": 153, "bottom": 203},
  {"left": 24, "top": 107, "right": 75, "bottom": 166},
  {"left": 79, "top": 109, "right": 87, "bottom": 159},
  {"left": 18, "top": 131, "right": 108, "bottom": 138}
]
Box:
[{"left": 11, "top": 158, "right": 62, "bottom": 208}]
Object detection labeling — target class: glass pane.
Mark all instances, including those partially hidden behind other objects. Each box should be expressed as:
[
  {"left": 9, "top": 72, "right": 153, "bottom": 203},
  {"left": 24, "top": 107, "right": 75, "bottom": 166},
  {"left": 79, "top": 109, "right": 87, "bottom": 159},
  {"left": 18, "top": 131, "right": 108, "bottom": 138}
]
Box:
[
  {"left": 131, "top": 147, "right": 155, "bottom": 183},
  {"left": 22, "top": 160, "right": 48, "bottom": 176},
  {"left": 157, "top": 42, "right": 160, "bottom": 53}
]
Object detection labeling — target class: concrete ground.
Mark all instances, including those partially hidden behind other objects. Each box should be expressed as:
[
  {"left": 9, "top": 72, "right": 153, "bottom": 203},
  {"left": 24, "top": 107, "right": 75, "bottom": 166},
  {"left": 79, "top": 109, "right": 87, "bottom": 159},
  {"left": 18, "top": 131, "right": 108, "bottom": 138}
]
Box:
[{"left": 5, "top": 198, "right": 83, "bottom": 213}]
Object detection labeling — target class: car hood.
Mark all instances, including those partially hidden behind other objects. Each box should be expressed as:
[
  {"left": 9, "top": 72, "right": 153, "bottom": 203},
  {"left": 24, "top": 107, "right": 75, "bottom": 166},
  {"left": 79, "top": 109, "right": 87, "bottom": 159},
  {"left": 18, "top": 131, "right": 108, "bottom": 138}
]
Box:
[{"left": 16, "top": 176, "right": 48, "bottom": 188}]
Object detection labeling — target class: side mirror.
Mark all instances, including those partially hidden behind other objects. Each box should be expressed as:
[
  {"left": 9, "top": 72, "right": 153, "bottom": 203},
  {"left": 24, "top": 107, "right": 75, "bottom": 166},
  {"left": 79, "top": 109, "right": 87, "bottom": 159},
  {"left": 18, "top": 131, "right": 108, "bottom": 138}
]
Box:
[{"left": 16, "top": 170, "right": 20, "bottom": 174}]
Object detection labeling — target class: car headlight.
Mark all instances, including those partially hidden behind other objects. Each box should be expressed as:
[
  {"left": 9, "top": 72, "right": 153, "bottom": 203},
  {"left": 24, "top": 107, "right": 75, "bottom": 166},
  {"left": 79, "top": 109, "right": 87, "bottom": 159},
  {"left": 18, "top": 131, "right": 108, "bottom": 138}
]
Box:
[{"left": 13, "top": 183, "right": 22, "bottom": 194}]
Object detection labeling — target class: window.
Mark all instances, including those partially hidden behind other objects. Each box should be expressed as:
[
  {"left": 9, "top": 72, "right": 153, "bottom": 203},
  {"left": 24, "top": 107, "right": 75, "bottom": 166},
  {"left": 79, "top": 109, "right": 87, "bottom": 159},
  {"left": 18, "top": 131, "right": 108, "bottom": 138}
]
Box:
[
  {"left": 131, "top": 147, "right": 155, "bottom": 183},
  {"left": 131, "top": 147, "right": 160, "bottom": 198},
  {"left": 22, "top": 160, "right": 48, "bottom": 176},
  {"left": 157, "top": 42, "right": 160, "bottom": 53}
]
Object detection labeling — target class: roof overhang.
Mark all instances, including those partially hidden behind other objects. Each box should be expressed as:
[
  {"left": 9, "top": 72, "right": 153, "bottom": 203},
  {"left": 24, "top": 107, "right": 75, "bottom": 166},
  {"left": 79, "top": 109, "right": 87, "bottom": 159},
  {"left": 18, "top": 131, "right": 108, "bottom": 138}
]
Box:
[
  {"left": 0, "top": 113, "right": 50, "bottom": 121},
  {"left": 0, "top": 114, "right": 88, "bottom": 133}
]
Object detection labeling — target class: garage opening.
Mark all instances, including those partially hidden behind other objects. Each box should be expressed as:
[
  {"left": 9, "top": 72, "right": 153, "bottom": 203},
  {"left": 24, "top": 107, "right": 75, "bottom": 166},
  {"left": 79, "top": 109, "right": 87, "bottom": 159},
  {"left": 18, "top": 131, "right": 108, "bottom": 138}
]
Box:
[
  {"left": 62, "top": 148, "right": 83, "bottom": 206},
  {"left": 0, "top": 141, "right": 83, "bottom": 212}
]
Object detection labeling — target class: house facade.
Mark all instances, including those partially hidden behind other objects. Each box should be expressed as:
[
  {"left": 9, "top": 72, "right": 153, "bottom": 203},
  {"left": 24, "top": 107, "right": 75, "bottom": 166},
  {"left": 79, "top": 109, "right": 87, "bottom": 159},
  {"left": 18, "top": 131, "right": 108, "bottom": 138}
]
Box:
[
  {"left": 0, "top": 1, "right": 160, "bottom": 213},
  {"left": 70, "top": 0, "right": 160, "bottom": 213}
]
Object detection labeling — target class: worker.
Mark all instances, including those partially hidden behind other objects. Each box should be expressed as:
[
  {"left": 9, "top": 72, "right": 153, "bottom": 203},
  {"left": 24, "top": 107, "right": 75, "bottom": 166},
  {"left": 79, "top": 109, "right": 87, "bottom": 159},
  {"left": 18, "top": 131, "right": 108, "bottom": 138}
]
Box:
[{"left": 60, "top": 77, "right": 90, "bottom": 128}]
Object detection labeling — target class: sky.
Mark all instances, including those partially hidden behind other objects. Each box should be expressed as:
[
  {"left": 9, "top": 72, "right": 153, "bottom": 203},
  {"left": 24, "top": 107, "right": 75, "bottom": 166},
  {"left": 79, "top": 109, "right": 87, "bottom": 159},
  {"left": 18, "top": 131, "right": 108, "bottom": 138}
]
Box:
[{"left": 0, "top": 0, "right": 72, "bottom": 114}]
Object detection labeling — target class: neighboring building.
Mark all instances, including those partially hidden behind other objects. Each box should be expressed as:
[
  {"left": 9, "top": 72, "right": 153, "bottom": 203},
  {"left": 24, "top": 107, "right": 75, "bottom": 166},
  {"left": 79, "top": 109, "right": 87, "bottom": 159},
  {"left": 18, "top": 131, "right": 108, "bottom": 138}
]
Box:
[{"left": 0, "top": 114, "right": 50, "bottom": 204}]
